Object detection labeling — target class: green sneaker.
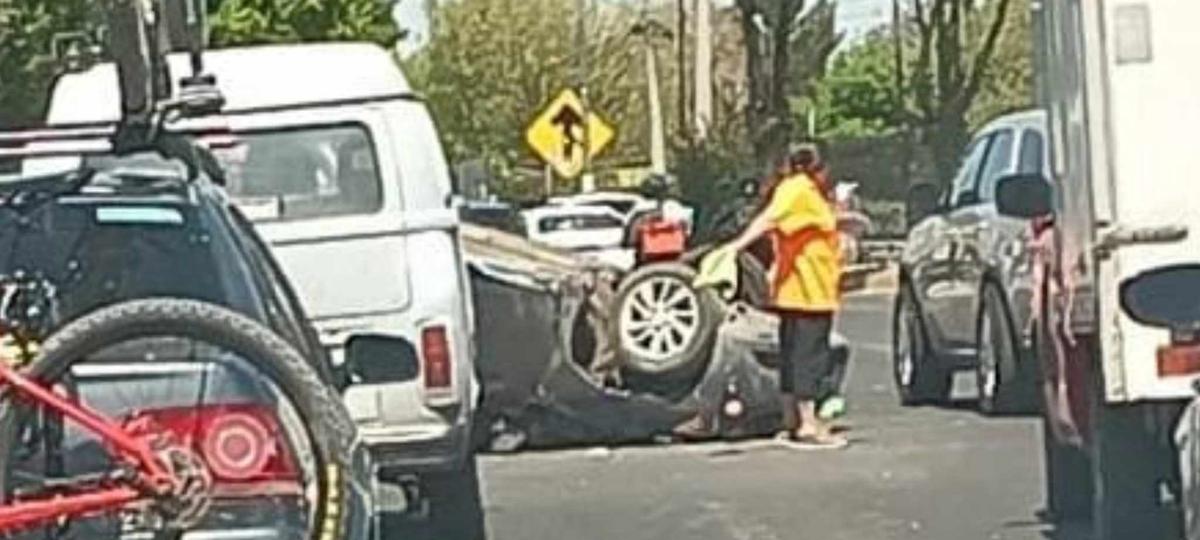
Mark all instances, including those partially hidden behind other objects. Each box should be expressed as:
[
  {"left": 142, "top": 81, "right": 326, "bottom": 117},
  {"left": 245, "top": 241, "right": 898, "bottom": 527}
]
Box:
[{"left": 819, "top": 396, "right": 847, "bottom": 420}]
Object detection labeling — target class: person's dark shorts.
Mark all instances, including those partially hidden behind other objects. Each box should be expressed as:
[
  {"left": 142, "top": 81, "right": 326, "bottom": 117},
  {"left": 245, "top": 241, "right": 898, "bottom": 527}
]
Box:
[{"left": 777, "top": 310, "right": 834, "bottom": 400}]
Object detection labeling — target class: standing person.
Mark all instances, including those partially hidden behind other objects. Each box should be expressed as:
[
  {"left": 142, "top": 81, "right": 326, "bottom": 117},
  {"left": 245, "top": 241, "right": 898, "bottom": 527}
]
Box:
[{"left": 726, "top": 143, "right": 846, "bottom": 447}]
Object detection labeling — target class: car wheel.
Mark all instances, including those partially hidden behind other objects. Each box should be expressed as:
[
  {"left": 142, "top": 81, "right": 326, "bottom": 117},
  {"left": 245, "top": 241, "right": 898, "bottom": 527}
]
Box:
[
  {"left": 614, "top": 262, "right": 721, "bottom": 391},
  {"left": 976, "top": 284, "right": 1037, "bottom": 415},
  {"left": 1089, "top": 396, "right": 1184, "bottom": 540},
  {"left": 893, "top": 284, "right": 951, "bottom": 405}
]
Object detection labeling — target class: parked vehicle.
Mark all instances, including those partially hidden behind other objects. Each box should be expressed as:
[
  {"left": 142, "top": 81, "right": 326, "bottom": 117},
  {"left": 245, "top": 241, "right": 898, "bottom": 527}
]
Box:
[
  {"left": 43, "top": 42, "right": 484, "bottom": 538},
  {"left": 0, "top": 5, "right": 375, "bottom": 538},
  {"left": 998, "top": 2, "right": 1200, "bottom": 538},
  {"left": 0, "top": 105, "right": 371, "bottom": 540},
  {"left": 521, "top": 204, "right": 633, "bottom": 269},
  {"left": 895, "top": 110, "right": 1048, "bottom": 414},
  {"left": 548, "top": 189, "right": 695, "bottom": 234}
]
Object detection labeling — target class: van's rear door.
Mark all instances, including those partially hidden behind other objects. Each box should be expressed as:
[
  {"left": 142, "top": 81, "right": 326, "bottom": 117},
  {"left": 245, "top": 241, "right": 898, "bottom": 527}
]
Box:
[
  {"left": 1091, "top": 0, "right": 1200, "bottom": 401},
  {"left": 212, "top": 107, "right": 413, "bottom": 320}
]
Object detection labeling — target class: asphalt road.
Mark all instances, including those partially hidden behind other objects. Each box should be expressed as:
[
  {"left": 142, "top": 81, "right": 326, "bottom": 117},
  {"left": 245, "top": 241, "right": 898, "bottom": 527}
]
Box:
[{"left": 477, "top": 291, "right": 1091, "bottom": 540}]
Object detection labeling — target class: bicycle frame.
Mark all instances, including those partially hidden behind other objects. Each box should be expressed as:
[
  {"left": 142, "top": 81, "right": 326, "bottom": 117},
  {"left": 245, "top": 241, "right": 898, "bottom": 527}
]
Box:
[{"left": 0, "top": 360, "right": 175, "bottom": 533}]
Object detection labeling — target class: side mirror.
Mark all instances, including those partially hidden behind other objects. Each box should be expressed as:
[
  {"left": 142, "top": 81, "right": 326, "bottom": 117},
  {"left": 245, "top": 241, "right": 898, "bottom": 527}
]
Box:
[
  {"left": 996, "top": 174, "right": 1053, "bottom": 219},
  {"left": 343, "top": 335, "right": 419, "bottom": 385},
  {"left": 1120, "top": 265, "right": 1200, "bottom": 331},
  {"left": 905, "top": 183, "right": 941, "bottom": 226}
]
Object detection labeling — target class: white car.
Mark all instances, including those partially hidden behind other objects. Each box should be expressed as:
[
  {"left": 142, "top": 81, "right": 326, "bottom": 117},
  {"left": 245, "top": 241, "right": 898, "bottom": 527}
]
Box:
[
  {"left": 522, "top": 205, "right": 635, "bottom": 270},
  {"left": 548, "top": 190, "right": 695, "bottom": 234}
]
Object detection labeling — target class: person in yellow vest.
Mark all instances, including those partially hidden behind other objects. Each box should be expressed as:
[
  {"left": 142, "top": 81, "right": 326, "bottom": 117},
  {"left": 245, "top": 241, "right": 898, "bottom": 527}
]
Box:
[{"left": 725, "top": 143, "right": 846, "bottom": 448}]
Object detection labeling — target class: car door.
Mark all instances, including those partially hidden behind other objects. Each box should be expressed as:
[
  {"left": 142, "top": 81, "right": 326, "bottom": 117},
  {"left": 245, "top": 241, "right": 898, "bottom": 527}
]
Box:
[
  {"left": 952, "top": 128, "right": 1018, "bottom": 330},
  {"left": 914, "top": 134, "right": 993, "bottom": 349}
]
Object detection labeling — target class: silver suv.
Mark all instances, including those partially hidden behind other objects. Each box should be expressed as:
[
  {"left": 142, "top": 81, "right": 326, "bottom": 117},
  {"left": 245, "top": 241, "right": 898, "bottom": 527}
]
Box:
[{"left": 895, "top": 109, "right": 1049, "bottom": 414}]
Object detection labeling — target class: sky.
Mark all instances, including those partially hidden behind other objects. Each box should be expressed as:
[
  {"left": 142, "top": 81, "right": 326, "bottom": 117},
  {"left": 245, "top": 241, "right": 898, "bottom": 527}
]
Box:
[{"left": 392, "top": 0, "right": 895, "bottom": 56}]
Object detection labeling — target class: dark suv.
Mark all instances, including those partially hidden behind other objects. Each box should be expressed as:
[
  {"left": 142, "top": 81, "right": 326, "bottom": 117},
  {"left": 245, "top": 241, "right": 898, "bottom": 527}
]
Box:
[{"left": 0, "top": 139, "right": 375, "bottom": 540}]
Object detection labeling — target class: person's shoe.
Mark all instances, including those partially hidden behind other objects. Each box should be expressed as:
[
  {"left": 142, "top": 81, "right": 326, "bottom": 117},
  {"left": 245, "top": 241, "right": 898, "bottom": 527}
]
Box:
[
  {"left": 672, "top": 415, "right": 718, "bottom": 441},
  {"left": 819, "top": 396, "right": 847, "bottom": 420}
]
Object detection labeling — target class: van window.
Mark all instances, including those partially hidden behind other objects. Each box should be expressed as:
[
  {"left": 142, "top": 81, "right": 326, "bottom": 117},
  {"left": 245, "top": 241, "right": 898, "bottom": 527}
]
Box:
[{"left": 210, "top": 124, "right": 383, "bottom": 221}]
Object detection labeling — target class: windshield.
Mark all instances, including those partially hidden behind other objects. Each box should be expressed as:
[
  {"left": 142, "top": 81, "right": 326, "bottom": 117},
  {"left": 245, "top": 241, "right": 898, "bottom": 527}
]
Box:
[{"left": 208, "top": 124, "right": 383, "bottom": 222}]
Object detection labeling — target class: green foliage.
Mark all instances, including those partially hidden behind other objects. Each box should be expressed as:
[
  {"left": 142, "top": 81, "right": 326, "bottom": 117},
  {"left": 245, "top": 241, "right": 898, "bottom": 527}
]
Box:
[
  {"left": 406, "top": 0, "right": 657, "bottom": 196},
  {"left": 813, "top": 31, "right": 899, "bottom": 138},
  {"left": 0, "top": 0, "right": 399, "bottom": 128},
  {"left": 0, "top": 0, "right": 98, "bottom": 128},
  {"left": 208, "top": 0, "right": 398, "bottom": 47},
  {"left": 811, "top": 0, "right": 1034, "bottom": 187}
]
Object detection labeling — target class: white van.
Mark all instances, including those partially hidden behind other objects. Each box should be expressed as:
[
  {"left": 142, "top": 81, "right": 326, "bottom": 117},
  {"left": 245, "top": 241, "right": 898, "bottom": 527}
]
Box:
[{"left": 40, "top": 43, "right": 483, "bottom": 537}]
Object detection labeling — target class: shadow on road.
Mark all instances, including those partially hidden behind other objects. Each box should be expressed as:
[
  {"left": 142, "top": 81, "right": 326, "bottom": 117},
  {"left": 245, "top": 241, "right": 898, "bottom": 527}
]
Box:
[{"left": 1002, "top": 511, "right": 1091, "bottom": 540}]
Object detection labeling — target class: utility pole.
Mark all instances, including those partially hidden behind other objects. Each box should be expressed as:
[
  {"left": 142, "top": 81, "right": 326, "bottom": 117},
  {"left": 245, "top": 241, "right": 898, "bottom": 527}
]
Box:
[
  {"left": 891, "top": 0, "right": 905, "bottom": 114},
  {"left": 676, "top": 0, "right": 689, "bottom": 137},
  {"left": 636, "top": 13, "right": 668, "bottom": 175},
  {"left": 646, "top": 44, "right": 667, "bottom": 174},
  {"left": 693, "top": 0, "right": 712, "bottom": 140},
  {"left": 576, "top": 0, "right": 594, "bottom": 192},
  {"left": 891, "top": 0, "right": 911, "bottom": 189}
]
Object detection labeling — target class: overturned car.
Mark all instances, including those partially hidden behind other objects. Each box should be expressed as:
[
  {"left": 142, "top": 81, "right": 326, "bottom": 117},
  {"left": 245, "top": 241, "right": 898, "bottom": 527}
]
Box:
[{"left": 462, "top": 224, "right": 852, "bottom": 450}]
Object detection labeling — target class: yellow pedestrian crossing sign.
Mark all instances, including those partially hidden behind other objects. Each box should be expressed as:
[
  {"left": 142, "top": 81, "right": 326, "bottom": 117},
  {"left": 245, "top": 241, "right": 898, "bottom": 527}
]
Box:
[{"left": 525, "top": 89, "right": 616, "bottom": 179}]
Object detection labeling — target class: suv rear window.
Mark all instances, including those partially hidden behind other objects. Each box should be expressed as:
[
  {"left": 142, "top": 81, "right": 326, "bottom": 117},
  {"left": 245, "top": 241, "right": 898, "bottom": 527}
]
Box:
[{"left": 211, "top": 124, "right": 383, "bottom": 222}]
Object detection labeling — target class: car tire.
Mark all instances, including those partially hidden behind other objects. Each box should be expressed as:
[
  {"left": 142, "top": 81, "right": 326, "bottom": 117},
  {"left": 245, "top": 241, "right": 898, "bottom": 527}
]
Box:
[
  {"left": 975, "top": 283, "right": 1037, "bottom": 415},
  {"left": 613, "top": 262, "right": 722, "bottom": 394},
  {"left": 423, "top": 456, "right": 488, "bottom": 540},
  {"left": 1040, "top": 408, "right": 1092, "bottom": 521},
  {"left": 1088, "top": 370, "right": 1184, "bottom": 540},
  {"left": 893, "top": 284, "right": 951, "bottom": 405}
]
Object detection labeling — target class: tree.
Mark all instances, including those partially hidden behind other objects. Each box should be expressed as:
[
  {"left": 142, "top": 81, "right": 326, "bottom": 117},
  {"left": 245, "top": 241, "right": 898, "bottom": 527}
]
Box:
[
  {"left": 0, "top": 0, "right": 98, "bottom": 128},
  {"left": 208, "top": 0, "right": 398, "bottom": 47},
  {"left": 904, "top": 0, "right": 1023, "bottom": 185},
  {"left": 809, "top": 0, "right": 1033, "bottom": 187},
  {"left": 407, "top": 0, "right": 656, "bottom": 196},
  {"left": 812, "top": 29, "right": 899, "bottom": 138},
  {"left": 0, "top": 0, "right": 399, "bottom": 129},
  {"left": 735, "top": 0, "right": 840, "bottom": 165}
]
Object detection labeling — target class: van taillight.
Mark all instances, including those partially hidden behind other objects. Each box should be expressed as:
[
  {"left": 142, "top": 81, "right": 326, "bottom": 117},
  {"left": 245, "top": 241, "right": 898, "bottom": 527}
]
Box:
[{"left": 422, "top": 325, "right": 452, "bottom": 389}]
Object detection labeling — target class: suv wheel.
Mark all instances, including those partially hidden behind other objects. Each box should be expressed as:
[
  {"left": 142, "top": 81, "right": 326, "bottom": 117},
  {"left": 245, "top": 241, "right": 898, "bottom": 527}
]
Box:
[
  {"left": 976, "top": 284, "right": 1036, "bottom": 415},
  {"left": 893, "top": 285, "right": 951, "bottom": 405}
]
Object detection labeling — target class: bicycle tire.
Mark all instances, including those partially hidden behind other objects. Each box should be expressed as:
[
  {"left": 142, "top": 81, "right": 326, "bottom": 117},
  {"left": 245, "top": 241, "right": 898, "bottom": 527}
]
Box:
[{"left": 0, "top": 297, "right": 356, "bottom": 540}]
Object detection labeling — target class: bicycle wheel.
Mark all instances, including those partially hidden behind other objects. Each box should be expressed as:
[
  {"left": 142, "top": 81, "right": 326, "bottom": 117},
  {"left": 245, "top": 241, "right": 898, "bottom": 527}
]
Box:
[{"left": 0, "top": 298, "right": 357, "bottom": 540}]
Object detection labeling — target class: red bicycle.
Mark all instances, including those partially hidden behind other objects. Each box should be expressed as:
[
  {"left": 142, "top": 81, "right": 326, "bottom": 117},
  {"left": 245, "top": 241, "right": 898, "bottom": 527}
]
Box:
[{"left": 0, "top": 281, "right": 354, "bottom": 539}]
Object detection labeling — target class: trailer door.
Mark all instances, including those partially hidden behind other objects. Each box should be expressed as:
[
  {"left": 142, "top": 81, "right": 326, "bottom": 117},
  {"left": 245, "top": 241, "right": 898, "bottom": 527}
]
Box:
[{"left": 1093, "top": 0, "right": 1200, "bottom": 401}]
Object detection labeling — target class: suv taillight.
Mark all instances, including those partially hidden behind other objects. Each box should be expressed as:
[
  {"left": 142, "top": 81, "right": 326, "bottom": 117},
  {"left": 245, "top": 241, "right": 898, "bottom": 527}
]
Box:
[
  {"left": 126, "top": 404, "right": 301, "bottom": 498},
  {"left": 421, "top": 325, "right": 453, "bottom": 391}
]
